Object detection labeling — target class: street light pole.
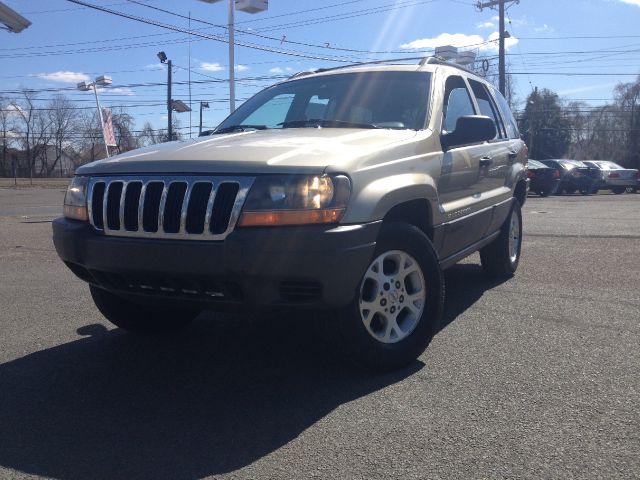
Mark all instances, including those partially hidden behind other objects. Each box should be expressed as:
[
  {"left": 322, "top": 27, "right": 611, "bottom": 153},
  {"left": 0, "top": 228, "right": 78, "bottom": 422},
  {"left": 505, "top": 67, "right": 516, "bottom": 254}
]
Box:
[
  {"left": 198, "top": 1, "right": 268, "bottom": 114},
  {"left": 77, "top": 75, "right": 112, "bottom": 158},
  {"left": 199, "top": 101, "right": 209, "bottom": 135}
]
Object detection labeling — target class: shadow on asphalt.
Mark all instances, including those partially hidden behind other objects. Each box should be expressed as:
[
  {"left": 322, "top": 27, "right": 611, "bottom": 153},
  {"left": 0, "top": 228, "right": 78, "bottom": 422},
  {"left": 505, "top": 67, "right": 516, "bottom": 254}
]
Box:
[
  {"left": 440, "top": 263, "right": 511, "bottom": 333},
  {"left": 0, "top": 263, "right": 503, "bottom": 479}
]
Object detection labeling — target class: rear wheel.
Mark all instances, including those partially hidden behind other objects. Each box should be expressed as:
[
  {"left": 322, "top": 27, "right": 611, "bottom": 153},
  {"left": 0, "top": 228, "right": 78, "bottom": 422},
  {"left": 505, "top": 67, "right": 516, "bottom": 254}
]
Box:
[
  {"left": 338, "top": 223, "right": 444, "bottom": 371},
  {"left": 480, "top": 200, "right": 523, "bottom": 278},
  {"left": 90, "top": 285, "right": 199, "bottom": 333},
  {"left": 611, "top": 186, "right": 626, "bottom": 194},
  {"left": 565, "top": 187, "right": 576, "bottom": 194},
  {"left": 538, "top": 187, "right": 551, "bottom": 197}
]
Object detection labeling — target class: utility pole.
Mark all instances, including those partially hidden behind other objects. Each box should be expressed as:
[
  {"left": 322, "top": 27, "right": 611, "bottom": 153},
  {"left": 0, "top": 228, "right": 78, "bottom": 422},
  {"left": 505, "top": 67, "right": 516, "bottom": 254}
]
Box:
[
  {"left": 167, "top": 59, "right": 173, "bottom": 141},
  {"left": 476, "top": 0, "right": 519, "bottom": 96},
  {"left": 528, "top": 86, "right": 538, "bottom": 156}
]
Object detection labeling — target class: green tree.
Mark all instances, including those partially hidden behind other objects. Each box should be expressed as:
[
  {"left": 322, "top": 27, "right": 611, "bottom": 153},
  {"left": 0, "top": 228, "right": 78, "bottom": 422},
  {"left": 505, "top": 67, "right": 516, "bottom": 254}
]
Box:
[{"left": 519, "top": 88, "right": 571, "bottom": 160}]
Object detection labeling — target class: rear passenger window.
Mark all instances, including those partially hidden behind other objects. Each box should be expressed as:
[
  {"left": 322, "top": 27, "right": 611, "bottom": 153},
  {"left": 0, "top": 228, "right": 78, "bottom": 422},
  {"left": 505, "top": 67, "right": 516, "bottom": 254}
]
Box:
[
  {"left": 491, "top": 88, "right": 520, "bottom": 139},
  {"left": 442, "top": 76, "right": 475, "bottom": 133},
  {"left": 469, "top": 80, "right": 505, "bottom": 139}
]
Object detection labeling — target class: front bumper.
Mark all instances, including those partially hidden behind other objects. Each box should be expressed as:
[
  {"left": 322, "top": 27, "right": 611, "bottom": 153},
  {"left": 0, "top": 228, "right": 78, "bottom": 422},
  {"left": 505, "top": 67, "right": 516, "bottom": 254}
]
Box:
[{"left": 53, "top": 218, "right": 380, "bottom": 310}]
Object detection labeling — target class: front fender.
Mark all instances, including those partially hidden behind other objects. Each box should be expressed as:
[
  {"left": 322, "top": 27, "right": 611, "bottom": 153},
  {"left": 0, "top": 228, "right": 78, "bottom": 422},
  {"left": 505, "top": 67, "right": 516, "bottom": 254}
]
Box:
[{"left": 341, "top": 173, "right": 438, "bottom": 224}]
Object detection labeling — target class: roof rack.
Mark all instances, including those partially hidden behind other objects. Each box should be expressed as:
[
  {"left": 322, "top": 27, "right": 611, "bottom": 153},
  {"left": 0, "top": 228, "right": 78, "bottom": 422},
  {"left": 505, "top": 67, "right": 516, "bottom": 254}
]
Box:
[{"left": 287, "top": 56, "right": 478, "bottom": 80}]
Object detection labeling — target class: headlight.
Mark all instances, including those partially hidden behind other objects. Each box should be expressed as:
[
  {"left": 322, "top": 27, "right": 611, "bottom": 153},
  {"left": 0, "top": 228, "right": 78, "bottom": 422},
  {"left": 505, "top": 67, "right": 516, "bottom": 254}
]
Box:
[
  {"left": 238, "top": 174, "right": 351, "bottom": 227},
  {"left": 63, "top": 176, "right": 89, "bottom": 221}
]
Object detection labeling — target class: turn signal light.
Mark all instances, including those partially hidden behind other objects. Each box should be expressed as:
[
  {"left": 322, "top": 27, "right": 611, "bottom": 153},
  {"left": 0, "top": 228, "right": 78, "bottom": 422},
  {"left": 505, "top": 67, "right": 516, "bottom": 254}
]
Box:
[
  {"left": 63, "top": 205, "right": 88, "bottom": 222},
  {"left": 553, "top": 169, "right": 560, "bottom": 179},
  {"left": 238, "top": 208, "right": 345, "bottom": 226},
  {"left": 609, "top": 172, "right": 620, "bottom": 179}
]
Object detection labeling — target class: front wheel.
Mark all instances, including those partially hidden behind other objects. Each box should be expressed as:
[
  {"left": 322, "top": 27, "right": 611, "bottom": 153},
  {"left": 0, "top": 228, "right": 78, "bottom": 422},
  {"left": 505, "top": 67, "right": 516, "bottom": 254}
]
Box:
[
  {"left": 90, "top": 285, "right": 199, "bottom": 333},
  {"left": 480, "top": 200, "right": 523, "bottom": 278},
  {"left": 338, "top": 223, "right": 444, "bottom": 371},
  {"left": 611, "top": 186, "right": 626, "bottom": 195}
]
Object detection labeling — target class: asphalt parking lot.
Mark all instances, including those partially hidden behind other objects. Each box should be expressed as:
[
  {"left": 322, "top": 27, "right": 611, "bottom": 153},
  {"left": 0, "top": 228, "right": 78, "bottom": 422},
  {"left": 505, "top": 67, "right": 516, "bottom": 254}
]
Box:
[{"left": 0, "top": 188, "right": 638, "bottom": 479}]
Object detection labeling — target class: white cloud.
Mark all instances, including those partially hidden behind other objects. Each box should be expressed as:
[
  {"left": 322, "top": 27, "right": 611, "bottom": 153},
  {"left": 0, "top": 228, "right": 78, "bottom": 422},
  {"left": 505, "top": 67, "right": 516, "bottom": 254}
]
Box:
[
  {"left": 476, "top": 21, "right": 495, "bottom": 29},
  {"left": 401, "top": 31, "right": 518, "bottom": 52},
  {"left": 235, "top": 64, "right": 249, "bottom": 72},
  {"left": 200, "top": 62, "right": 225, "bottom": 72},
  {"left": 269, "top": 67, "right": 293, "bottom": 74},
  {"left": 143, "top": 63, "right": 164, "bottom": 71},
  {"left": 36, "top": 71, "right": 89, "bottom": 84},
  {"left": 109, "top": 87, "right": 135, "bottom": 96},
  {"left": 4, "top": 104, "right": 23, "bottom": 117},
  {"left": 619, "top": 0, "right": 640, "bottom": 5}
]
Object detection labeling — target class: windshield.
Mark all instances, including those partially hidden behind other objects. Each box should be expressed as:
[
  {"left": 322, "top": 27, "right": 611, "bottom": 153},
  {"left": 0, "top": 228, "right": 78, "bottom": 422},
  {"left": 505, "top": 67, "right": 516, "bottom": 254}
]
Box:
[
  {"left": 215, "top": 71, "right": 431, "bottom": 132},
  {"left": 528, "top": 160, "right": 546, "bottom": 168},
  {"left": 596, "top": 161, "right": 623, "bottom": 169},
  {"left": 561, "top": 160, "right": 587, "bottom": 169}
]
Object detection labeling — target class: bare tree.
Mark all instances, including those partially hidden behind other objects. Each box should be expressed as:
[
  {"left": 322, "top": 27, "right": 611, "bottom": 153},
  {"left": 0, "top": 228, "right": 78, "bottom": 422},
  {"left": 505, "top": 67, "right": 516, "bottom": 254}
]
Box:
[{"left": 46, "top": 95, "right": 77, "bottom": 177}]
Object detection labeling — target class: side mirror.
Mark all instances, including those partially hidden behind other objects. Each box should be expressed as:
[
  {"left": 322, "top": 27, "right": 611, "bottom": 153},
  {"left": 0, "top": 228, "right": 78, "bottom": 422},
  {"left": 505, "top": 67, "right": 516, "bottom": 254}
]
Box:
[{"left": 441, "top": 115, "right": 497, "bottom": 151}]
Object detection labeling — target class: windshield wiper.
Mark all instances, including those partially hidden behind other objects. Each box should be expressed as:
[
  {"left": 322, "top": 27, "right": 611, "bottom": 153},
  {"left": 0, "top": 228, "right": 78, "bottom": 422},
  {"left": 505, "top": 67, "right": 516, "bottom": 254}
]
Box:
[
  {"left": 280, "top": 119, "right": 380, "bottom": 129},
  {"left": 213, "top": 124, "right": 270, "bottom": 134}
]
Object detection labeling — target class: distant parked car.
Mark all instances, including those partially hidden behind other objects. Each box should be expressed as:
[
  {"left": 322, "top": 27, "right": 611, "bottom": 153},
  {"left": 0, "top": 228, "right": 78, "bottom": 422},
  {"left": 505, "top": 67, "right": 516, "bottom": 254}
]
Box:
[
  {"left": 538, "top": 159, "right": 602, "bottom": 195},
  {"left": 582, "top": 161, "right": 639, "bottom": 194},
  {"left": 527, "top": 159, "right": 560, "bottom": 196}
]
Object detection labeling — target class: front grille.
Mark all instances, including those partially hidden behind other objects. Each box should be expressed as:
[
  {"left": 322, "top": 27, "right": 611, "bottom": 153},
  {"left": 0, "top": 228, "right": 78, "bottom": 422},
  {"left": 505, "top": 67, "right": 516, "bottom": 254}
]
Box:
[{"left": 88, "top": 175, "right": 254, "bottom": 240}]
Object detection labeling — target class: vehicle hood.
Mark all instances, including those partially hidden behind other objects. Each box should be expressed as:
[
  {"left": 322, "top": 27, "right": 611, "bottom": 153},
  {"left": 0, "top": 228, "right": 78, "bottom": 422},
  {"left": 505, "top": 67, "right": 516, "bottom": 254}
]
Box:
[{"left": 77, "top": 128, "right": 419, "bottom": 176}]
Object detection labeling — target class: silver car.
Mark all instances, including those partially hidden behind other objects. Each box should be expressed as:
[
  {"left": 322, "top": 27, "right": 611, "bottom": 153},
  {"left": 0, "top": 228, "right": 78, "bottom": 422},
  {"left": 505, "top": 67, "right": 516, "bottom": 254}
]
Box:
[{"left": 582, "top": 161, "right": 639, "bottom": 194}]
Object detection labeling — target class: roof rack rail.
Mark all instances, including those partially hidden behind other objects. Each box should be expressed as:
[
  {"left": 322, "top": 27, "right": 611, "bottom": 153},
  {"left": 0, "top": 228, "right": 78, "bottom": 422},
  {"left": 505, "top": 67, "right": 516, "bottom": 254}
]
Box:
[{"left": 286, "top": 56, "right": 478, "bottom": 79}]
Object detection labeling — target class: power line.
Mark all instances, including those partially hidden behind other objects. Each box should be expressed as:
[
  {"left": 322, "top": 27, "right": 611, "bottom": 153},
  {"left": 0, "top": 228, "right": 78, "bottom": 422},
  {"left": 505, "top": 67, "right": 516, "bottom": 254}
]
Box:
[{"left": 63, "top": 0, "right": 368, "bottom": 63}]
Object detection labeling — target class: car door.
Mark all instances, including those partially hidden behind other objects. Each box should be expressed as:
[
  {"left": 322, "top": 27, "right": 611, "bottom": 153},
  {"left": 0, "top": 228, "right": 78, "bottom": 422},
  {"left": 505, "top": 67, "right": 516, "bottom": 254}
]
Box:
[
  {"left": 467, "top": 79, "right": 512, "bottom": 197},
  {"left": 437, "top": 75, "right": 495, "bottom": 257}
]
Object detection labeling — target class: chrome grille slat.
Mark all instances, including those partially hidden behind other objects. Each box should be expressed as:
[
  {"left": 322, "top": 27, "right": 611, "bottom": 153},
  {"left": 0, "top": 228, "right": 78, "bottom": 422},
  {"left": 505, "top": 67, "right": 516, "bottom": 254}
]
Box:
[
  {"left": 87, "top": 175, "right": 255, "bottom": 241},
  {"left": 102, "top": 181, "right": 110, "bottom": 234},
  {"left": 119, "top": 181, "right": 128, "bottom": 231},
  {"left": 203, "top": 183, "right": 218, "bottom": 234},
  {"left": 157, "top": 182, "right": 169, "bottom": 233},
  {"left": 179, "top": 182, "right": 195, "bottom": 234},
  {"left": 137, "top": 182, "right": 147, "bottom": 232}
]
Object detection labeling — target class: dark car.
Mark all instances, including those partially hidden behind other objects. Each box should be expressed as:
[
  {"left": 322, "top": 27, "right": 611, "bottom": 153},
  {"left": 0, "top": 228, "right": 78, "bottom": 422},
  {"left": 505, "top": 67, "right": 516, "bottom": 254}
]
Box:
[
  {"left": 538, "top": 159, "right": 602, "bottom": 195},
  {"left": 527, "top": 159, "right": 560, "bottom": 196}
]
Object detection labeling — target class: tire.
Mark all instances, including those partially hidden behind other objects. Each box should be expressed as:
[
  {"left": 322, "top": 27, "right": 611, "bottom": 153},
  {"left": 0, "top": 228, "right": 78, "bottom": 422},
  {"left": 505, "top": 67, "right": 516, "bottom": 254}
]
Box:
[
  {"left": 480, "top": 199, "right": 523, "bottom": 278},
  {"left": 337, "top": 222, "right": 444, "bottom": 372},
  {"left": 579, "top": 187, "right": 590, "bottom": 195},
  {"left": 539, "top": 187, "right": 551, "bottom": 197},
  {"left": 90, "top": 285, "right": 199, "bottom": 333},
  {"left": 611, "top": 186, "right": 626, "bottom": 195},
  {"left": 565, "top": 187, "right": 576, "bottom": 194}
]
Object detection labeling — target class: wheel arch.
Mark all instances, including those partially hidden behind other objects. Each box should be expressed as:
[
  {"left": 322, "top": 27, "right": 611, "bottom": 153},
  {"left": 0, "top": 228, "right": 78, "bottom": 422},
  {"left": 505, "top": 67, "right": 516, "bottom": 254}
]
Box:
[{"left": 341, "top": 173, "right": 438, "bottom": 230}]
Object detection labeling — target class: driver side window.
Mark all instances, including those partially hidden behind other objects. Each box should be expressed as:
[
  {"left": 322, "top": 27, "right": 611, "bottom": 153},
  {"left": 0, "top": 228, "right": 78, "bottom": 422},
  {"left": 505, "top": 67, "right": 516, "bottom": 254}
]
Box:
[{"left": 442, "top": 76, "right": 475, "bottom": 133}]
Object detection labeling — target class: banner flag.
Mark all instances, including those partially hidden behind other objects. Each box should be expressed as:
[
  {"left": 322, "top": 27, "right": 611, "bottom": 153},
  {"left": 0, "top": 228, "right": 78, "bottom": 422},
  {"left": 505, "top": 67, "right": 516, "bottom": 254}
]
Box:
[{"left": 102, "top": 107, "right": 117, "bottom": 147}]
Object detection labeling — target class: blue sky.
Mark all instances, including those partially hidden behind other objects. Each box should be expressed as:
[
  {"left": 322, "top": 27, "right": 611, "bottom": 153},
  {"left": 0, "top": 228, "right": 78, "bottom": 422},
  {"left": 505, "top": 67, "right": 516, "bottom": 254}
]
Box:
[{"left": 2, "top": 0, "right": 640, "bottom": 137}]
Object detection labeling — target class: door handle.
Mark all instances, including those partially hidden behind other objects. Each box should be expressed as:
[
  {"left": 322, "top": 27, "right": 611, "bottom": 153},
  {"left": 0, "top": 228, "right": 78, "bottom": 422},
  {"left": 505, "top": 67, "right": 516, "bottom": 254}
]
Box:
[{"left": 479, "top": 157, "right": 493, "bottom": 167}]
